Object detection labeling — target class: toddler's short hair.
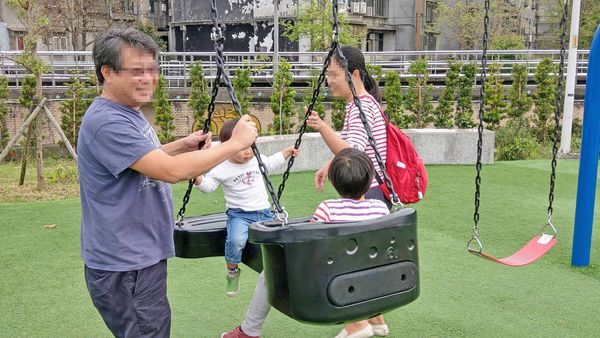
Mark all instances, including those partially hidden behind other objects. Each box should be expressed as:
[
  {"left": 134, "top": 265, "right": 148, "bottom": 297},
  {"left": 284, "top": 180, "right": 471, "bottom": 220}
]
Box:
[
  {"left": 328, "top": 148, "right": 375, "bottom": 199},
  {"left": 219, "top": 118, "right": 240, "bottom": 142}
]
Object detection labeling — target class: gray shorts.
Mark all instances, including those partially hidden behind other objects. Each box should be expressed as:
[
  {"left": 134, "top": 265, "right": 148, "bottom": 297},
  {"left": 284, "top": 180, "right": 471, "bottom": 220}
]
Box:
[{"left": 84, "top": 260, "right": 171, "bottom": 338}]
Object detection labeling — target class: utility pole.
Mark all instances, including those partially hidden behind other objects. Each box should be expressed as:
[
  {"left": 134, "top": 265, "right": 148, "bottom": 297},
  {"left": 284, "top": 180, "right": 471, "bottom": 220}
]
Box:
[
  {"left": 273, "top": 0, "right": 280, "bottom": 75},
  {"left": 559, "top": 0, "right": 582, "bottom": 154}
]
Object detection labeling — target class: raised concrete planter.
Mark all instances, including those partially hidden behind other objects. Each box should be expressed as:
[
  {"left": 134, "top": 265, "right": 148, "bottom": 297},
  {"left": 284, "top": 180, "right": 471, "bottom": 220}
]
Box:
[
  {"left": 402, "top": 129, "right": 495, "bottom": 165},
  {"left": 251, "top": 129, "right": 494, "bottom": 174}
]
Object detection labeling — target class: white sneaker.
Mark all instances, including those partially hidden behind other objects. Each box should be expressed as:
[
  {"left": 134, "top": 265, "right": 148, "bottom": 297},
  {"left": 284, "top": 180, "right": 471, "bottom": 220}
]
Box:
[
  {"left": 371, "top": 324, "right": 390, "bottom": 337},
  {"left": 334, "top": 325, "right": 374, "bottom": 338}
]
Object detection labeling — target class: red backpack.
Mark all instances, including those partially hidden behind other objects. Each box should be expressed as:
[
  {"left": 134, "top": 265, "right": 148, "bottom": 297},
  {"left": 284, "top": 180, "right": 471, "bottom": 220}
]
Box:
[{"left": 376, "top": 113, "right": 428, "bottom": 204}]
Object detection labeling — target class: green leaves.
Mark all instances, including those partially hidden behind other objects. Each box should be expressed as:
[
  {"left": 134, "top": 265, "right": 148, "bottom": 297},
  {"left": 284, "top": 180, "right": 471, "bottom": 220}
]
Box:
[
  {"left": 405, "top": 59, "right": 433, "bottom": 128},
  {"left": 59, "top": 73, "right": 96, "bottom": 149},
  {"left": 270, "top": 58, "right": 297, "bottom": 135},
  {"left": 189, "top": 61, "right": 211, "bottom": 132},
  {"left": 282, "top": 0, "right": 363, "bottom": 51},
  {"left": 155, "top": 75, "right": 176, "bottom": 144}
]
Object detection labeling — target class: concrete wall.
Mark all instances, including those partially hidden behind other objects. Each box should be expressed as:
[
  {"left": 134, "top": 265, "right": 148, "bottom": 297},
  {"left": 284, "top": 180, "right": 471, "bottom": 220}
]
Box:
[{"left": 253, "top": 129, "right": 495, "bottom": 175}]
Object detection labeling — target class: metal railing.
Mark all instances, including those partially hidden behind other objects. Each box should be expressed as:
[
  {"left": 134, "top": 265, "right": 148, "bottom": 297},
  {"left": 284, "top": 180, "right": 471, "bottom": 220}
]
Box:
[{"left": 0, "top": 49, "right": 589, "bottom": 89}]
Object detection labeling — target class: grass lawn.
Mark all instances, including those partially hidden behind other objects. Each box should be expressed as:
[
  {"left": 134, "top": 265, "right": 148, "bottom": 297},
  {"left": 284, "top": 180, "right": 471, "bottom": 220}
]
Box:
[{"left": 1, "top": 159, "right": 600, "bottom": 337}]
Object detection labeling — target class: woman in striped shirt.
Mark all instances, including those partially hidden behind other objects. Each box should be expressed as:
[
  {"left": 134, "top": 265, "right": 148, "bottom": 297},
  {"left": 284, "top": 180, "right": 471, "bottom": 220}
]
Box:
[
  {"left": 312, "top": 148, "right": 390, "bottom": 338},
  {"left": 307, "top": 46, "right": 390, "bottom": 209}
]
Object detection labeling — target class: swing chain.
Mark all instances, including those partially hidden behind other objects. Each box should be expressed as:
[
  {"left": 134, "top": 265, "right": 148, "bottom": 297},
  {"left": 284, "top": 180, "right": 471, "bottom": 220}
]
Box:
[
  {"left": 277, "top": 47, "right": 336, "bottom": 200},
  {"left": 546, "top": 0, "right": 569, "bottom": 225},
  {"left": 277, "top": 1, "right": 340, "bottom": 200},
  {"left": 332, "top": 0, "right": 340, "bottom": 44},
  {"left": 336, "top": 44, "right": 401, "bottom": 208},
  {"left": 470, "top": 0, "right": 490, "bottom": 247},
  {"left": 210, "top": 0, "right": 287, "bottom": 223},
  {"left": 175, "top": 14, "right": 225, "bottom": 225}
]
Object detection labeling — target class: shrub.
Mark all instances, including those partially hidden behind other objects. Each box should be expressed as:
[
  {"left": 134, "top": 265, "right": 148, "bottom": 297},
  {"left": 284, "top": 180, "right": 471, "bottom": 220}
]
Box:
[
  {"left": 331, "top": 98, "right": 346, "bottom": 131},
  {"left": 189, "top": 60, "right": 211, "bottom": 132},
  {"left": 270, "top": 58, "right": 297, "bottom": 135},
  {"left": 455, "top": 63, "right": 476, "bottom": 128},
  {"left": 433, "top": 59, "right": 461, "bottom": 128},
  {"left": 154, "top": 75, "right": 176, "bottom": 144},
  {"left": 405, "top": 58, "right": 433, "bottom": 127},
  {"left": 495, "top": 117, "right": 540, "bottom": 160}
]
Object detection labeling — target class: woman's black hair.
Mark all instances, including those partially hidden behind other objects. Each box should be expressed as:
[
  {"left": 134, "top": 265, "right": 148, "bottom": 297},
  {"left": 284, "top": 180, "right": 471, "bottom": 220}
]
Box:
[
  {"left": 328, "top": 147, "right": 375, "bottom": 200},
  {"left": 334, "top": 46, "right": 382, "bottom": 103}
]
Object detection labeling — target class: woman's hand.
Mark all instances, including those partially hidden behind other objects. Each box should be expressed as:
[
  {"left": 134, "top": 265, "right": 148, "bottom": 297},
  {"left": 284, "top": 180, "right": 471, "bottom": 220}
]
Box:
[
  {"left": 306, "top": 108, "right": 325, "bottom": 132},
  {"left": 314, "top": 160, "right": 332, "bottom": 192}
]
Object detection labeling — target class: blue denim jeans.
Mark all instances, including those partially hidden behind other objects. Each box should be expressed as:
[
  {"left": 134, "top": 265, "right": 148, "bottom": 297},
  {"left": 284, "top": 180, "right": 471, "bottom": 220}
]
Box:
[{"left": 225, "top": 208, "right": 272, "bottom": 264}]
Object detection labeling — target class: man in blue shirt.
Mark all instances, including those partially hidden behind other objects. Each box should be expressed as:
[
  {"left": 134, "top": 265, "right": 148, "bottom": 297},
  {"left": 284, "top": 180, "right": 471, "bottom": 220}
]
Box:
[{"left": 78, "top": 28, "right": 257, "bottom": 337}]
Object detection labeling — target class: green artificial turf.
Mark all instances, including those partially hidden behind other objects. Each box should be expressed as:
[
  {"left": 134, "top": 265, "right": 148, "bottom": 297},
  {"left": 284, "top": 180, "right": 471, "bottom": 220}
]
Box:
[{"left": 1, "top": 160, "right": 599, "bottom": 337}]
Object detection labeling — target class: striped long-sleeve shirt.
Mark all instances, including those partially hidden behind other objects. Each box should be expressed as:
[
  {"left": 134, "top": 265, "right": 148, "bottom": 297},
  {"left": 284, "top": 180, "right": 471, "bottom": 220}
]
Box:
[
  {"left": 312, "top": 198, "right": 390, "bottom": 223},
  {"left": 341, "top": 94, "right": 387, "bottom": 188}
]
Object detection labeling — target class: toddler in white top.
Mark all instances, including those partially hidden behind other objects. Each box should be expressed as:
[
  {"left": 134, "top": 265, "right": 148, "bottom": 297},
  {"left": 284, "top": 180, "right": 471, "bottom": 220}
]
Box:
[{"left": 195, "top": 118, "right": 298, "bottom": 297}]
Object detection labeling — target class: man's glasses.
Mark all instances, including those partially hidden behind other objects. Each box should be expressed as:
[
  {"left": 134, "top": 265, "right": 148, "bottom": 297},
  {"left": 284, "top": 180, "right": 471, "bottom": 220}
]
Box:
[{"left": 118, "top": 66, "right": 159, "bottom": 77}]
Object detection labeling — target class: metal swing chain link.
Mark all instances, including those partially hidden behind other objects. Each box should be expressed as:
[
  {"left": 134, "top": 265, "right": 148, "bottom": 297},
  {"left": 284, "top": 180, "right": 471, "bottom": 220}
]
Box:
[
  {"left": 469, "top": 0, "right": 491, "bottom": 252},
  {"left": 277, "top": 0, "right": 341, "bottom": 199},
  {"left": 336, "top": 44, "right": 401, "bottom": 208},
  {"left": 330, "top": 1, "right": 401, "bottom": 206},
  {"left": 208, "top": 0, "right": 287, "bottom": 222},
  {"left": 545, "top": 0, "right": 569, "bottom": 235},
  {"left": 277, "top": 47, "right": 336, "bottom": 199},
  {"left": 176, "top": 66, "right": 223, "bottom": 225}
]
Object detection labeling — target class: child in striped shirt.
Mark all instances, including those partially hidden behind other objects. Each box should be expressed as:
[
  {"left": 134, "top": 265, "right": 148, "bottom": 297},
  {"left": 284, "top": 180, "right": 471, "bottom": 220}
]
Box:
[{"left": 313, "top": 148, "right": 390, "bottom": 338}]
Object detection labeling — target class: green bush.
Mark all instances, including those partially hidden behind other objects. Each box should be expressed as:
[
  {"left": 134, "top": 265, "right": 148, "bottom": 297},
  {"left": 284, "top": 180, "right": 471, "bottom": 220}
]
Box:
[
  {"left": 233, "top": 66, "right": 252, "bottom": 115},
  {"left": 405, "top": 58, "right": 433, "bottom": 127},
  {"left": 270, "top": 58, "right": 297, "bottom": 135},
  {"left": 330, "top": 98, "right": 346, "bottom": 131},
  {"left": 497, "top": 136, "right": 540, "bottom": 161},
  {"left": 384, "top": 71, "right": 412, "bottom": 127},
  {"left": 59, "top": 73, "right": 95, "bottom": 149},
  {"left": 154, "top": 75, "right": 176, "bottom": 144},
  {"left": 455, "top": 63, "right": 476, "bottom": 128},
  {"left": 433, "top": 59, "right": 460, "bottom": 128},
  {"left": 495, "top": 118, "right": 540, "bottom": 160},
  {"left": 189, "top": 60, "right": 211, "bottom": 132},
  {"left": 46, "top": 163, "right": 79, "bottom": 184},
  {"left": 533, "top": 58, "right": 558, "bottom": 143}
]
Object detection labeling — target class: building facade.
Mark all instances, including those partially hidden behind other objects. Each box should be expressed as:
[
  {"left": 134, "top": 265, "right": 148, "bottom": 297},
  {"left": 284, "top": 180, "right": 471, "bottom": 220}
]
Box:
[{"left": 0, "top": 0, "right": 169, "bottom": 52}]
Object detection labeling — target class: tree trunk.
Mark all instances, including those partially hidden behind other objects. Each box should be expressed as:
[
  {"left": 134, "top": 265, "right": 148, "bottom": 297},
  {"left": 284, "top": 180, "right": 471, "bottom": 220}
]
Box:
[{"left": 18, "top": 124, "right": 33, "bottom": 186}]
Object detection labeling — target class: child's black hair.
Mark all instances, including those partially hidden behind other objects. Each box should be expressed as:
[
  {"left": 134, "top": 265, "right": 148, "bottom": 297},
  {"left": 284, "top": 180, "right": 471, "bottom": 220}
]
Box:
[
  {"left": 219, "top": 118, "right": 240, "bottom": 142},
  {"left": 328, "top": 147, "right": 374, "bottom": 200}
]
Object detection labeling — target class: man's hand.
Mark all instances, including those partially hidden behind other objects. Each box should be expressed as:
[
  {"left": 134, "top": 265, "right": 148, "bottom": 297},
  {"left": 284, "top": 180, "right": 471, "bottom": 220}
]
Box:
[
  {"left": 193, "top": 175, "right": 203, "bottom": 186},
  {"left": 183, "top": 131, "right": 212, "bottom": 151},
  {"left": 229, "top": 115, "right": 258, "bottom": 149},
  {"left": 306, "top": 108, "right": 326, "bottom": 132}
]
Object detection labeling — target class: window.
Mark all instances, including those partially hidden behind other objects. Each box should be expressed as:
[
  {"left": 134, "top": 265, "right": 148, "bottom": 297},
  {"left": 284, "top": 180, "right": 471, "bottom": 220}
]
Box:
[
  {"left": 52, "top": 36, "right": 68, "bottom": 51},
  {"left": 423, "top": 33, "right": 437, "bottom": 51},
  {"left": 367, "top": 32, "right": 384, "bottom": 52},
  {"left": 149, "top": 0, "right": 156, "bottom": 13},
  {"left": 425, "top": 1, "right": 436, "bottom": 25},
  {"left": 11, "top": 33, "right": 24, "bottom": 50}
]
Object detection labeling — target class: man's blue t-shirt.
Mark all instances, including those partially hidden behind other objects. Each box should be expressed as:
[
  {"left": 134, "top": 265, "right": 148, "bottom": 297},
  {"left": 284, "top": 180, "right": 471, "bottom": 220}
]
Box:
[{"left": 77, "top": 97, "right": 174, "bottom": 271}]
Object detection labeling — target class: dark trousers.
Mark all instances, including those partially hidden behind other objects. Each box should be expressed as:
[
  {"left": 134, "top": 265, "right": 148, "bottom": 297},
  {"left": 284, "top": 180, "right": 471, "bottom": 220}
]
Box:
[
  {"left": 365, "top": 185, "right": 393, "bottom": 210},
  {"left": 84, "top": 260, "right": 171, "bottom": 338}
]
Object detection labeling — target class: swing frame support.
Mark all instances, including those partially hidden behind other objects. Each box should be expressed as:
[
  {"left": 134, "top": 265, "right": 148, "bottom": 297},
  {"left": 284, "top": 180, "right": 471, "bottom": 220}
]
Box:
[{"left": 571, "top": 26, "right": 600, "bottom": 267}]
